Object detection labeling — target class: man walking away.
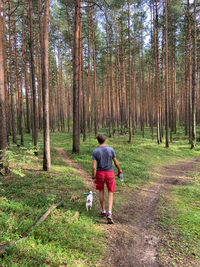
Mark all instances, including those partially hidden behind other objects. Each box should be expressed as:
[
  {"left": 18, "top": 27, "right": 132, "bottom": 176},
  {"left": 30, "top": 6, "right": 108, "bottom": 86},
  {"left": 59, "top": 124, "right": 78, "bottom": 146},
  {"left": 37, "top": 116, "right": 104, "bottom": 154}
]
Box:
[{"left": 92, "top": 134, "right": 122, "bottom": 224}]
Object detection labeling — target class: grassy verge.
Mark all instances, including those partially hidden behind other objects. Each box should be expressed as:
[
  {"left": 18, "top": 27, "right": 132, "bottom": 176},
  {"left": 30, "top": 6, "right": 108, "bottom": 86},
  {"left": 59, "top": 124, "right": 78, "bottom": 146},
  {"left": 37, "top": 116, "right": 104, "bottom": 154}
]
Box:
[
  {"left": 51, "top": 128, "right": 200, "bottom": 190},
  {"left": 1, "top": 128, "right": 200, "bottom": 266},
  {"left": 0, "top": 135, "right": 104, "bottom": 266},
  {"left": 158, "top": 170, "right": 200, "bottom": 266},
  {"left": 50, "top": 128, "right": 200, "bottom": 263}
]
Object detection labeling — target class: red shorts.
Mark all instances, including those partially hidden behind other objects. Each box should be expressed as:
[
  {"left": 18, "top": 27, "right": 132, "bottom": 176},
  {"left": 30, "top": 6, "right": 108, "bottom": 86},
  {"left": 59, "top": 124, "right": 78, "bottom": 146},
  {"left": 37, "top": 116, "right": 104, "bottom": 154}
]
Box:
[{"left": 96, "top": 171, "right": 115, "bottom": 192}]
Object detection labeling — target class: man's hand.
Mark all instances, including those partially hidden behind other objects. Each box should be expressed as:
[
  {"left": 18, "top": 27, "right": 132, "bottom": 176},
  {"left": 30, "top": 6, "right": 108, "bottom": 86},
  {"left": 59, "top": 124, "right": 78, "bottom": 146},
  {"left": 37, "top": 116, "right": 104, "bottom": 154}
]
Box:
[{"left": 116, "top": 170, "right": 122, "bottom": 177}]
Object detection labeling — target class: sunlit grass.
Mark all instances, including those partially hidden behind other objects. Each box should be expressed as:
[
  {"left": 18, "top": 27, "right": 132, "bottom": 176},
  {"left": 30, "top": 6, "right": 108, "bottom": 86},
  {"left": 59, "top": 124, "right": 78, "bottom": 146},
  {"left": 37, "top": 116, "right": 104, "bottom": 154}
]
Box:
[
  {"left": 50, "top": 127, "right": 200, "bottom": 191},
  {"left": 1, "top": 127, "right": 200, "bottom": 265},
  {"left": 0, "top": 135, "right": 105, "bottom": 266}
]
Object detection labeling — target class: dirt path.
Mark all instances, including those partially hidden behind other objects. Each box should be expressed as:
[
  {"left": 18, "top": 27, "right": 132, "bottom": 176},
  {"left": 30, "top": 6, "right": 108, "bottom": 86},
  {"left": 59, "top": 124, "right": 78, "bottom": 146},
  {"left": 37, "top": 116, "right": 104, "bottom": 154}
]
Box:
[
  {"left": 105, "top": 157, "right": 200, "bottom": 267},
  {"left": 56, "top": 148, "right": 94, "bottom": 190},
  {"left": 56, "top": 148, "right": 200, "bottom": 267}
]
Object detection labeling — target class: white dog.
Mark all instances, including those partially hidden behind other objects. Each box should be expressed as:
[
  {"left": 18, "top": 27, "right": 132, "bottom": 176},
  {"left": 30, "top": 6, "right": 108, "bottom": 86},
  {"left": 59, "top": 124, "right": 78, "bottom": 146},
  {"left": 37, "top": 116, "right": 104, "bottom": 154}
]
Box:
[{"left": 86, "top": 191, "right": 93, "bottom": 212}]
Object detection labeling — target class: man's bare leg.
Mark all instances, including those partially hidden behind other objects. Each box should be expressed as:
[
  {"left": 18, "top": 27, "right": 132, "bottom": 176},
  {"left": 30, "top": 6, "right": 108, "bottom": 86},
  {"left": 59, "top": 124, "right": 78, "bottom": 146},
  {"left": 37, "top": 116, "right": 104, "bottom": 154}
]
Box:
[
  {"left": 107, "top": 191, "right": 114, "bottom": 224},
  {"left": 99, "top": 189, "right": 105, "bottom": 210},
  {"left": 108, "top": 191, "right": 113, "bottom": 213}
]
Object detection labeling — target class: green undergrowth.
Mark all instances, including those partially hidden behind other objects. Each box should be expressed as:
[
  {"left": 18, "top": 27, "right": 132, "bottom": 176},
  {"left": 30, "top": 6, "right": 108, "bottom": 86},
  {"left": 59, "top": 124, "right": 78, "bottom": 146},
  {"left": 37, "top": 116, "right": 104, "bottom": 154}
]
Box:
[
  {"left": 1, "top": 128, "right": 200, "bottom": 266},
  {"left": 0, "top": 135, "right": 104, "bottom": 266},
  {"left": 51, "top": 128, "right": 200, "bottom": 190},
  {"left": 158, "top": 171, "right": 200, "bottom": 266},
  {"left": 51, "top": 128, "right": 200, "bottom": 262}
]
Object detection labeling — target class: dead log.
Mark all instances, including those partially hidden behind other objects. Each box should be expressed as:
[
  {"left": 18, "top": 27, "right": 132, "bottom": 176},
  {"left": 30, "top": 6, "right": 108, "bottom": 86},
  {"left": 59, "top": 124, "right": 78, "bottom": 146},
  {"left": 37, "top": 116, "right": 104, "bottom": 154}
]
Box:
[{"left": 0, "top": 201, "right": 62, "bottom": 256}]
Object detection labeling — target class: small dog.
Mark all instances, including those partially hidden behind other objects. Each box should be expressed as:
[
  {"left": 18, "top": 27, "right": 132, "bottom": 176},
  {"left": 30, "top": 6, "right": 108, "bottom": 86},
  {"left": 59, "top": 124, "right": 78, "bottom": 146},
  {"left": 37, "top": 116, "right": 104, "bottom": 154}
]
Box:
[{"left": 86, "top": 191, "right": 93, "bottom": 212}]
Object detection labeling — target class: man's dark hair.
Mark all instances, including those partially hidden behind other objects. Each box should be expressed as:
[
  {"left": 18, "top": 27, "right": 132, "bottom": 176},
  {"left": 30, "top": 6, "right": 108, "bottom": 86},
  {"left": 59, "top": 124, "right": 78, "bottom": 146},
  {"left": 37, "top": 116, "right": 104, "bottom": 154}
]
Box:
[{"left": 96, "top": 134, "right": 106, "bottom": 144}]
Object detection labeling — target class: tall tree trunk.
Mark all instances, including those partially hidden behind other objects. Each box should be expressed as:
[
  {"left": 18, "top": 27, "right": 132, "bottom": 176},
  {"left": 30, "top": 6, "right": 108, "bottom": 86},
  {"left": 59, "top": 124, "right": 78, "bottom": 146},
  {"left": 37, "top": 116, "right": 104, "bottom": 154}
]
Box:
[
  {"left": 150, "top": 3, "right": 154, "bottom": 139},
  {"left": 120, "top": 8, "right": 127, "bottom": 129},
  {"left": 42, "top": 0, "right": 51, "bottom": 170},
  {"left": 8, "top": 0, "right": 17, "bottom": 144},
  {"left": 87, "top": 8, "right": 92, "bottom": 131},
  {"left": 106, "top": 18, "right": 111, "bottom": 137},
  {"left": 128, "top": 0, "right": 132, "bottom": 142},
  {"left": 132, "top": 5, "right": 136, "bottom": 136},
  {"left": 160, "top": 27, "right": 165, "bottom": 140},
  {"left": 114, "top": 10, "right": 121, "bottom": 131},
  {"left": 58, "top": 45, "right": 65, "bottom": 132},
  {"left": 73, "top": 0, "right": 80, "bottom": 153},
  {"left": 154, "top": 0, "right": 160, "bottom": 144},
  {"left": 0, "top": 0, "right": 7, "bottom": 170},
  {"left": 139, "top": 41, "right": 142, "bottom": 133},
  {"left": 29, "top": 0, "right": 38, "bottom": 154},
  {"left": 19, "top": 6, "right": 27, "bottom": 146},
  {"left": 79, "top": 12, "right": 86, "bottom": 142},
  {"left": 38, "top": 0, "right": 44, "bottom": 130},
  {"left": 13, "top": 19, "right": 20, "bottom": 134},
  {"left": 191, "top": 0, "right": 197, "bottom": 149},
  {"left": 164, "top": 0, "right": 169, "bottom": 148},
  {"left": 184, "top": 14, "right": 188, "bottom": 136},
  {"left": 36, "top": 46, "right": 43, "bottom": 130},
  {"left": 65, "top": 46, "right": 70, "bottom": 133},
  {"left": 2, "top": 0, "right": 9, "bottom": 143},
  {"left": 91, "top": 12, "right": 98, "bottom": 135},
  {"left": 110, "top": 46, "right": 115, "bottom": 136},
  {"left": 24, "top": 49, "right": 30, "bottom": 134},
  {"left": 188, "top": 0, "right": 192, "bottom": 143}
]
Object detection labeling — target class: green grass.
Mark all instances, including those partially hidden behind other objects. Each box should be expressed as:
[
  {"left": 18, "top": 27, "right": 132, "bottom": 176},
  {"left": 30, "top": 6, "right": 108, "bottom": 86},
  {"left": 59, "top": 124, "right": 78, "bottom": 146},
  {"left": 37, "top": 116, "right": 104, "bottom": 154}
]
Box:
[
  {"left": 1, "top": 127, "right": 200, "bottom": 266},
  {"left": 51, "top": 128, "right": 200, "bottom": 190},
  {"left": 0, "top": 134, "right": 104, "bottom": 266},
  {"left": 158, "top": 170, "right": 200, "bottom": 265},
  {"left": 50, "top": 128, "right": 200, "bottom": 263}
]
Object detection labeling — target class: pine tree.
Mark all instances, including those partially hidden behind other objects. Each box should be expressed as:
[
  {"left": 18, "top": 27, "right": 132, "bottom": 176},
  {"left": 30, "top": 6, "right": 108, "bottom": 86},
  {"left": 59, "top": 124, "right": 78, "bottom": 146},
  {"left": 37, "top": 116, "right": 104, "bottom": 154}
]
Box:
[{"left": 0, "top": 0, "right": 7, "bottom": 170}]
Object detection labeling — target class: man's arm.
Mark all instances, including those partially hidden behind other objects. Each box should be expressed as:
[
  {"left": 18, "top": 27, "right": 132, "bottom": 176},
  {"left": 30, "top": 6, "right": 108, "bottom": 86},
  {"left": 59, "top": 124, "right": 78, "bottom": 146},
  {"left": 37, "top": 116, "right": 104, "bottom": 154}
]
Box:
[
  {"left": 92, "top": 160, "right": 96, "bottom": 179},
  {"left": 113, "top": 157, "right": 122, "bottom": 173}
]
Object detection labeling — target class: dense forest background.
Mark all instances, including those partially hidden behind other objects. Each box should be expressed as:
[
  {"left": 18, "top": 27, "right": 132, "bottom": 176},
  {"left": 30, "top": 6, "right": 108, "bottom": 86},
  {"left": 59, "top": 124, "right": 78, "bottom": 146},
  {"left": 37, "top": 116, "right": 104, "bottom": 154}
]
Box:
[{"left": 0, "top": 0, "right": 200, "bottom": 171}]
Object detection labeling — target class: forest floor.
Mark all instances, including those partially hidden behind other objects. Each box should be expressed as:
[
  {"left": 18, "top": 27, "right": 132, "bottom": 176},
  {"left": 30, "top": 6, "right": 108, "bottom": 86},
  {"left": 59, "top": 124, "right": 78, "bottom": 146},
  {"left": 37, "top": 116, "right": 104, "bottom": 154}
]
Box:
[
  {"left": 104, "top": 157, "right": 200, "bottom": 267},
  {"left": 0, "top": 131, "right": 200, "bottom": 266},
  {"left": 56, "top": 146, "right": 200, "bottom": 267}
]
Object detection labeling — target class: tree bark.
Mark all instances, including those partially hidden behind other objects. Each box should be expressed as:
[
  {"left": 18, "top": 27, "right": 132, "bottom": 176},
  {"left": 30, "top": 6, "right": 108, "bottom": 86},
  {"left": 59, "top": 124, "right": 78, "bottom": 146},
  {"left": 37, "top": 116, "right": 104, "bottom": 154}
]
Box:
[
  {"left": 164, "top": 0, "right": 169, "bottom": 148},
  {"left": 191, "top": 0, "right": 197, "bottom": 149},
  {"left": 91, "top": 11, "right": 98, "bottom": 135},
  {"left": 42, "top": 0, "right": 51, "bottom": 170},
  {"left": 29, "top": 0, "right": 38, "bottom": 154},
  {"left": 187, "top": 0, "right": 192, "bottom": 143},
  {"left": 87, "top": 8, "right": 92, "bottom": 131},
  {"left": 8, "top": 0, "right": 17, "bottom": 144},
  {"left": 2, "top": 0, "right": 9, "bottom": 143},
  {"left": 154, "top": 0, "right": 160, "bottom": 144},
  {"left": 120, "top": 8, "right": 127, "bottom": 129},
  {"left": 0, "top": 0, "right": 7, "bottom": 170},
  {"left": 128, "top": 0, "right": 132, "bottom": 142},
  {"left": 73, "top": 0, "right": 80, "bottom": 153},
  {"left": 79, "top": 11, "right": 86, "bottom": 142}
]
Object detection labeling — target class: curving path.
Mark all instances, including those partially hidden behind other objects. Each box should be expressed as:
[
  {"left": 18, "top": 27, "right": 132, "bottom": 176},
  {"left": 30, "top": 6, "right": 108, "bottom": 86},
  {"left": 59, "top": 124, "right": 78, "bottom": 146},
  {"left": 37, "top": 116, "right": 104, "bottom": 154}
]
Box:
[{"left": 56, "top": 148, "right": 200, "bottom": 267}]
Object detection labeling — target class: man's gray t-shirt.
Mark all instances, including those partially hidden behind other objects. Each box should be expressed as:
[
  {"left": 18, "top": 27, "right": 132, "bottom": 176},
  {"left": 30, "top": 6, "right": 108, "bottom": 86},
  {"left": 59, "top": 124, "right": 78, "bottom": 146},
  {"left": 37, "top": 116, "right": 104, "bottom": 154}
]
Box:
[{"left": 92, "top": 146, "right": 116, "bottom": 171}]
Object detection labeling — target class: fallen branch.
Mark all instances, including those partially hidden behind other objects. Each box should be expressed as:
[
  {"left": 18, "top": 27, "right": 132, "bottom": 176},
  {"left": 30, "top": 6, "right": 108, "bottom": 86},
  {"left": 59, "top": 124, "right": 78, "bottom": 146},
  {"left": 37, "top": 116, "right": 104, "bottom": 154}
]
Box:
[
  {"left": 33, "top": 203, "right": 59, "bottom": 228},
  {"left": 0, "top": 201, "right": 63, "bottom": 256}
]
